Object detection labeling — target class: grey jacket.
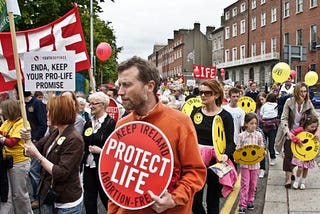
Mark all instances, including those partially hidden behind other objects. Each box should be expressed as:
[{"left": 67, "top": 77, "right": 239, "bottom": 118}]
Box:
[{"left": 275, "top": 97, "right": 318, "bottom": 152}]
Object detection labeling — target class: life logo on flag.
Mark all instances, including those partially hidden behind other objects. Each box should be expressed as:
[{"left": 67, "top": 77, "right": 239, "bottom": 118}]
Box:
[
  {"left": 107, "top": 97, "right": 120, "bottom": 121},
  {"left": 99, "top": 121, "right": 174, "bottom": 210},
  {"left": 0, "top": 4, "right": 89, "bottom": 92}
]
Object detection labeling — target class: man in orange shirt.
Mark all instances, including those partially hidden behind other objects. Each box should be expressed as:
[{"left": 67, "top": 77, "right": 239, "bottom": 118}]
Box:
[{"left": 108, "top": 56, "right": 206, "bottom": 214}]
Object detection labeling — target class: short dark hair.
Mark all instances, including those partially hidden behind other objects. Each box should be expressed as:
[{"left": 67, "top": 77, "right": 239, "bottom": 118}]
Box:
[
  {"left": 118, "top": 56, "right": 160, "bottom": 96},
  {"left": 244, "top": 112, "right": 258, "bottom": 125},
  {"left": 228, "top": 87, "right": 241, "bottom": 97},
  {"left": 266, "top": 93, "right": 277, "bottom": 103},
  {"left": 34, "top": 91, "right": 44, "bottom": 97},
  {"left": 14, "top": 83, "right": 31, "bottom": 97}
]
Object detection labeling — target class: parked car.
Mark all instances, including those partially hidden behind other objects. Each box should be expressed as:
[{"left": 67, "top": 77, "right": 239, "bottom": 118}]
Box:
[{"left": 311, "top": 91, "right": 320, "bottom": 108}]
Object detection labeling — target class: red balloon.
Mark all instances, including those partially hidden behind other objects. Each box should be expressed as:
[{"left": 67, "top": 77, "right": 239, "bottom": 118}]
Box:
[
  {"left": 220, "top": 68, "right": 225, "bottom": 77},
  {"left": 96, "top": 42, "right": 112, "bottom": 61},
  {"left": 193, "top": 66, "right": 200, "bottom": 76},
  {"left": 290, "top": 70, "right": 297, "bottom": 78}
]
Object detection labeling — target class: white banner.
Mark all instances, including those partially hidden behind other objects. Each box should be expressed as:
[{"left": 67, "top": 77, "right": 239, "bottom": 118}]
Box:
[{"left": 24, "top": 51, "right": 76, "bottom": 91}]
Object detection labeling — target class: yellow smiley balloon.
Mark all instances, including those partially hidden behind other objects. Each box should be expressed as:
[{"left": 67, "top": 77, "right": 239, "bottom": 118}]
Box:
[
  {"left": 212, "top": 115, "right": 226, "bottom": 161},
  {"left": 233, "top": 145, "right": 265, "bottom": 165},
  {"left": 182, "top": 97, "right": 202, "bottom": 116},
  {"left": 237, "top": 96, "right": 256, "bottom": 113},
  {"left": 272, "top": 62, "right": 291, "bottom": 83},
  {"left": 291, "top": 131, "right": 320, "bottom": 161}
]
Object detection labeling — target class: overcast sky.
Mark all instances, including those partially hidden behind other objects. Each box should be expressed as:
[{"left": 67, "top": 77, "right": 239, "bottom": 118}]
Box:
[{"left": 99, "top": 0, "right": 237, "bottom": 63}]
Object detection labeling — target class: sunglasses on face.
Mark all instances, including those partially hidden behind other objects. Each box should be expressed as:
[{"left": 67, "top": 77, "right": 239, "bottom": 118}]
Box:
[{"left": 199, "top": 90, "right": 214, "bottom": 97}]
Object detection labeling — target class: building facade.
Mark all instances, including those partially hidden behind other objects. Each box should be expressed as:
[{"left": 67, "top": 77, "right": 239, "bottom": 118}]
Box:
[
  {"left": 218, "top": 0, "right": 319, "bottom": 89},
  {"left": 148, "top": 23, "right": 213, "bottom": 83}
]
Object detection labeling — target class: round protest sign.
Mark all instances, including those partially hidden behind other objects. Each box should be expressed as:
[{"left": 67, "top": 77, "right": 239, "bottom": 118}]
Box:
[
  {"left": 291, "top": 131, "right": 319, "bottom": 161},
  {"left": 212, "top": 115, "right": 226, "bottom": 161},
  {"left": 237, "top": 96, "right": 256, "bottom": 113},
  {"left": 181, "top": 97, "right": 202, "bottom": 116},
  {"left": 107, "top": 97, "right": 120, "bottom": 121},
  {"left": 99, "top": 121, "right": 174, "bottom": 210},
  {"left": 233, "top": 145, "right": 265, "bottom": 165}
]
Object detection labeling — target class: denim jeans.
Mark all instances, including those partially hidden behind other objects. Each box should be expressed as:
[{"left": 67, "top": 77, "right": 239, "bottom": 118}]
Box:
[
  {"left": 44, "top": 201, "right": 83, "bottom": 214},
  {"left": 29, "top": 157, "right": 41, "bottom": 200}
]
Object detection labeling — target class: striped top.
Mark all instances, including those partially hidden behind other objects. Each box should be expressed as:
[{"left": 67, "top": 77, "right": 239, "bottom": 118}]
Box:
[{"left": 237, "top": 130, "right": 264, "bottom": 169}]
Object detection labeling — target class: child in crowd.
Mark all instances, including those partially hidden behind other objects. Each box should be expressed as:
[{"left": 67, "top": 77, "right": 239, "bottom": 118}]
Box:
[
  {"left": 291, "top": 114, "right": 319, "bottom": 190},
  {"left": 236, "top": 113, "right": 265, "bottom": 214},
  {"left": 260, "top": 93, "right": 279, "bottom": 166}
]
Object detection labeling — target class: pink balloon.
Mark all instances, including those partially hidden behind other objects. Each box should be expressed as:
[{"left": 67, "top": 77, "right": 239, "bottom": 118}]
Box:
[
  {"left": 96, "top": 42, "right": 112, "bottom": 61},
  {"left": 290, "top": 70, "right": 297, "bottom": 78}
]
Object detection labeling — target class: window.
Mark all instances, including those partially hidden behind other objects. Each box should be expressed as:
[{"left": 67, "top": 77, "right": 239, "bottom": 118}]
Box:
[
  {"left": 252, "top": 0, "right": 257, "bottom": 9},
  {"left": 232, "top": 7, "right": 237, "bottom": 17},
  {"left": 261, "top": 0, "right": 266, "bottom": 4},
  {"left": 284, "top": 2, "right": 290, "bottom": 17},
  {"left": 251, "top": 43, "right": 256, "bottom": 57},
  {"left": 240, "top": 20, "right": 246, "bottom": 34},
  {"left": 225, "top": 11, "right": 230, "bottom": 20},
  {"left": 310, "top": 63, "right": 317, "bottom": 71},
  {"left": 240, "top": 3, "right": 246, "bottom": 12},
  {"left": 261, "top": 40, "right": 266, "bottom": 55},
  {"left": 297, "top": 29, "right": 303, "bottom": 45},
  {"left": 240, "top": 45, "right": 246, "bottom": 59},
  {"left": 225, "top": 27, "right": 230, "bottom": 39},
  {"left": 311, "top": 25, "right": 317, "bottom": 43},
  {"left": 310, "top": 0, "right": 318, "bottom": 8},
  {"left": 296, "top": 65, "right": 302, "bottom": 82},
  {"left": 271, "top": 37, "right": 277, "bottom": 52},
  {"left": 225, "top": 49, "right": 230, "bottom": 62},
  {"left": 261, "top": 12, "right": 266, "bottom": 26},
  {"left": 214, "top": 40, "right": 217, "bottom": 50},
  {"left": 271, "top": 7, "right": 277, "bottom": 22},
  {"left": 232, "top": 48, "right": 237, "bottom": 61},
  {"left": 310, "top": 25, "right": 317, "bottom": 50},
  {"left": 284, "top": 32, "right": 290, "bottom": 45},
  {"left": 296, "top": 0, "right": 303, "bottom": 13},
  {"left": 252, "top": 16, "right": 256, "bottom": 30},
  {"left": 232, "top": 23, "right": 238, "bottom": 37},
  {"left": 218, "top": 38, "right": 222, "bottom": 49}
]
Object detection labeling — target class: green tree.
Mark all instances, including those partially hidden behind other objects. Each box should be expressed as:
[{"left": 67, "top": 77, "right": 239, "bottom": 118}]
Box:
[{"left": 14, "top": 0, "right": 121, "bottom": 88}]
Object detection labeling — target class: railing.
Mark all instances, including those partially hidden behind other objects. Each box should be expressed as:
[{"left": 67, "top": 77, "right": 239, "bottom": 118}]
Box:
[{"left": 217, "top": 52, "right": 280, "bottom": 68}]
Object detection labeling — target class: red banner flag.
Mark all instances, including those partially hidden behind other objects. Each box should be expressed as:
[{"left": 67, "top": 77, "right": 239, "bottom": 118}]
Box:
[
  {"left": 0, "top": 4, "right": 90, "bottom": 92},
  {"left": 193, "top": 64, "right": 216, "bottom": 80}
]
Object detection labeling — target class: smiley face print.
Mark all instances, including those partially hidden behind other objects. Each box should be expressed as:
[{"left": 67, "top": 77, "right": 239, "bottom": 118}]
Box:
[
  {"left": 212, "top": 115, "right": 226, "bottom": 161},
  {"left": 237, "top": 96, "right": 256, "bottom": 113},
  {"left": 193, "top": 112, "right": 203, "bottom": 125},
  {"left": 233, "top": 144, "right": 265, "bottom": 165},
  {"left": 291, "top": 131, "right": 320, "bottom": 161}
]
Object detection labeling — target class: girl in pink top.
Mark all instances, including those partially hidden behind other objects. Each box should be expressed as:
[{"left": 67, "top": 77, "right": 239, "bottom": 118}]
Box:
[
  {"left": 291, "top": 114, "right": 319, "bottom": 190},
  {"left": 236, "top": 113, "right": 265, "bottom": 214}
]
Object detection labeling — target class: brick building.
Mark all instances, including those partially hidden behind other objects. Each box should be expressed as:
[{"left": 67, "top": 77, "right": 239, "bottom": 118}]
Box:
[
  {"left": 148, "top": 23, "right": 213, "bottom": 83},
  {"left": 218, "top": 0, "right": 320, "bottom": 89}
]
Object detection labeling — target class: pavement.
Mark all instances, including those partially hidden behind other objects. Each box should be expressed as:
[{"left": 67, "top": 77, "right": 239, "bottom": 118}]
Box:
[{"left": 263, "top": 154, "right": 320, "bottom": 213}]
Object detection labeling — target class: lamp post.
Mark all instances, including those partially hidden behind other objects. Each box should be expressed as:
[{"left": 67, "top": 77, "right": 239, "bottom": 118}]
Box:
[{"left": 89, "top": 0, "right": 96, "bottom": 92}]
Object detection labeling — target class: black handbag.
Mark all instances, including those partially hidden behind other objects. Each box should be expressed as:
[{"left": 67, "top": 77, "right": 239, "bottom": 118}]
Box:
[
  {"left": 43, "top": 188, "right": 59, "bottom": 205},
  {"left": 4, "top": 155, "right": 13, "bottom": 169},
  {"left": 43, "top": 179, "right": 59, "bottom": 205}
]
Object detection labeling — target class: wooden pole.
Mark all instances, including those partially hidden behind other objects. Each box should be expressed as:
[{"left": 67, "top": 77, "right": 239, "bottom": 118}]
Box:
[{"left": 8, "top": 12, "right": 32, "bottom": 144}]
